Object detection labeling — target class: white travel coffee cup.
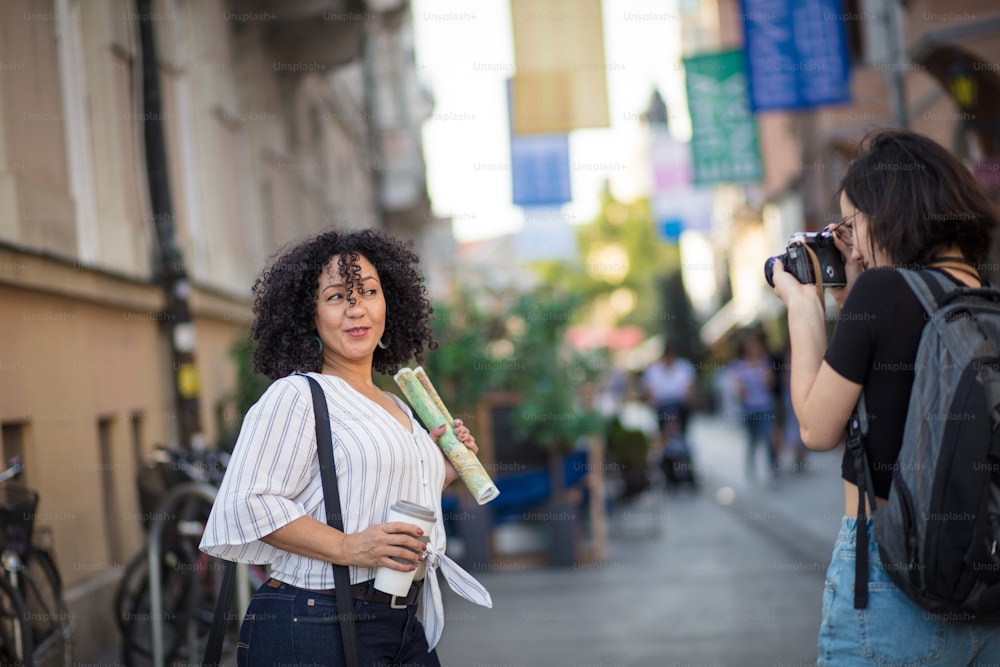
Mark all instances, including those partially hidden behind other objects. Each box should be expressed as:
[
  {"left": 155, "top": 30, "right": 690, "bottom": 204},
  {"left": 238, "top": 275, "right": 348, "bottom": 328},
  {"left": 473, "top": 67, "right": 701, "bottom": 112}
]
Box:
[{"left": 373, "top": 499, "right": 436, "bottom": 597}]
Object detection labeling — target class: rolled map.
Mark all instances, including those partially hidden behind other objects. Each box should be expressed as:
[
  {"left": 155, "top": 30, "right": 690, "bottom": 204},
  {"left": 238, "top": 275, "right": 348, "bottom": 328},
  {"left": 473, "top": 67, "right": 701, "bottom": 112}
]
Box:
[
  {"left": 393, "top": 367, "right": 500, "bottom": 505},
  {"left": 414, "top": 367, "right": 454, "bottom": 423}
]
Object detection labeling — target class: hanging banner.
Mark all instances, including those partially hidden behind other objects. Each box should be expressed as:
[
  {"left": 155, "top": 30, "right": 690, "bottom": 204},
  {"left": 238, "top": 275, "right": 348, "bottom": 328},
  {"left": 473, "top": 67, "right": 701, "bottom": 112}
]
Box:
[
  {"left": 511, "top": 134, "right": 572, "bottom": 207},
  {"left": 648, "top": 131, "right": 713, "bottom": 241},
  {"left": 740, "top": 0, "right": 851, "bottom": 111},
  {"left": 507, "top": 80, "right": 572, "bottom": 207},
  {"left": 509, "top": 0, "right": 610, "bottom": 134},
  {"left": 683, "top": 50, "right": 763, "bottom": 185}
]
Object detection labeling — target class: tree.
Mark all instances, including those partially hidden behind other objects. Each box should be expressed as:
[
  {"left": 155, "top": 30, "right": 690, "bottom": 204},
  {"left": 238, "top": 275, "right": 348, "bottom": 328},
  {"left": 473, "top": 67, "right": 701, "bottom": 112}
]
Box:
[
  {"left": 534, "top": 189, "right": 681, "bottom": 337},
  {"left": 416, "top": 288, "right": 506, "bottom": 424}
]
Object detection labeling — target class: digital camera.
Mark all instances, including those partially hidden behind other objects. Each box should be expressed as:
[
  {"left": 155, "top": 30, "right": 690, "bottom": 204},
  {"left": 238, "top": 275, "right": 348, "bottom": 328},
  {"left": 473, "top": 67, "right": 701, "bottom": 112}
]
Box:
[{"left": 764, "top": 231, "right": 846, "bottom": 288}]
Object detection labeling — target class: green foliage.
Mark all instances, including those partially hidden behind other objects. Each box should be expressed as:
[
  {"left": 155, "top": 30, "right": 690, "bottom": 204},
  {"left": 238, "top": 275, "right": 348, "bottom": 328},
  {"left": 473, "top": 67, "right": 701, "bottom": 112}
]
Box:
[
  {"left": 657, "top": 270, "right": 705, "bottom": 362},
  {"left": 500, "top": 288, "right": 605, "bottom": 450},
  {"left": 419, "top": 285, "right": 604, "bottom": 453},
  {"left": 417, "top": 290, "right": 504, "bottom": 423},
  {"left": 222, "top": 335, "right": 271, "bottom": 446},
  {"left": 529, "top": 191, "right": 681, "bottom": 337},
  {"left": 605, "top": 417, "right": 649, "bottom": 469}
]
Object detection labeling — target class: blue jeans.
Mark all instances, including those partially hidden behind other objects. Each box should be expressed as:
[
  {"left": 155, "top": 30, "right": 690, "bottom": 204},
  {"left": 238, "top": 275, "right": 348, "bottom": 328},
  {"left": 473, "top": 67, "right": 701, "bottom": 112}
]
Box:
[
  {"left": 237, "top": 579, "right": 440, "bottom": 667},
  {"left": 818, "top": 517, "right": 1000, "bottom": 666}
]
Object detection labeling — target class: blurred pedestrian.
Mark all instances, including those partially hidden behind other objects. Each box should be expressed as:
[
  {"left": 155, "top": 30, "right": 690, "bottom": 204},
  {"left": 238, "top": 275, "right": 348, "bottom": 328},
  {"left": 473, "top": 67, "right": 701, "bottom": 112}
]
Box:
[
  {"left": 771, "top": 129, "right": 1000, "bottom": 664},
  {"left": 640, "top": 340, "right": 696, "bottom": 443},
  {"left": 200, "top": 229, "right": 490, "bottom": 666},
  {"left": 777, "top": 346, "right": 806, "bottom": 472},
  {"left": 730, "top": 329, "right": 778, "bottom": 484}
]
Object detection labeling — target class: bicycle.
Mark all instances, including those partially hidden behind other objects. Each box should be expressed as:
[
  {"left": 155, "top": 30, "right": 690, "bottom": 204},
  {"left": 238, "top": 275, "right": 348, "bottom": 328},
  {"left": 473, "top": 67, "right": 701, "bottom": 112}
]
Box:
[
  {"left": 115, "top": 446, "right": 266, "bottom": 665},
  {"left": 0, "top": 458, "right": 75, "bottom": 667}
]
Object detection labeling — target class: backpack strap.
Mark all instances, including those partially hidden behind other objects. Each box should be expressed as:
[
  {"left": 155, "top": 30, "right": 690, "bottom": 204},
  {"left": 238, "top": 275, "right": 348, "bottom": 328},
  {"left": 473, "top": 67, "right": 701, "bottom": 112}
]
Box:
[
  {"left": 898, "top": 260, "right": 983, "bottom": 314},
  {"left": 897, "top": 268, "right": 952, "bottom": 314},
  {"left": 846, "top": 392, "right": 879, "bottom": 609}
]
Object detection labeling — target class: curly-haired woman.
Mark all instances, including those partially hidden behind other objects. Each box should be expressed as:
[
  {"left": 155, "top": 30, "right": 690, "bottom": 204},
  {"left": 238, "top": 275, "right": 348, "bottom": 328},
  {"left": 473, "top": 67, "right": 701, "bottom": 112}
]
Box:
[{"left": 201, "top": 229, "right": 490, "bottom": 666}]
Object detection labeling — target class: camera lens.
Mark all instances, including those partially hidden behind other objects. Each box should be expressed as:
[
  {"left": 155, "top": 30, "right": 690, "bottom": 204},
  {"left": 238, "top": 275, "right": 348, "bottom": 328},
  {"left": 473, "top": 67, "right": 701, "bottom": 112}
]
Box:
[{"left": 764, "top": 256, "right": 778, "bottom": 288}]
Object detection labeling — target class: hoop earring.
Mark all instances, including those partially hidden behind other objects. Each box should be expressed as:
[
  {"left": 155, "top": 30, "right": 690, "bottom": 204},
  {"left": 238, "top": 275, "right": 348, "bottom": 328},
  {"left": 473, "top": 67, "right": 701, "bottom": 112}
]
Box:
[
  {"left": 315, "top": 336, "right": 323, "bottom": 351},
  {"left": 377, "top": 337, "right": 388, "bottom": 350}
]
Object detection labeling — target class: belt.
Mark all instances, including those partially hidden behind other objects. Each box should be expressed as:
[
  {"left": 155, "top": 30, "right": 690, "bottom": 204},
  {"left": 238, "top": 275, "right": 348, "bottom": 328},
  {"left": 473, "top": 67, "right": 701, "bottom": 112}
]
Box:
[{"left": 266, "top": 577, "right": 424, "bottom": 609}]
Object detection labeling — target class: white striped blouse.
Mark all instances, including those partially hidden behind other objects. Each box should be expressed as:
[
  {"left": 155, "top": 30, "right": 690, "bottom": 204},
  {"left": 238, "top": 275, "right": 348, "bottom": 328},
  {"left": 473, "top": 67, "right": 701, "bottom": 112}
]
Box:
[
  {"left": 199, "top": 371, "right": 492, "bottom": 647},
  {"left": 200, "top": 371, "right": 446, "bottom": 586}
]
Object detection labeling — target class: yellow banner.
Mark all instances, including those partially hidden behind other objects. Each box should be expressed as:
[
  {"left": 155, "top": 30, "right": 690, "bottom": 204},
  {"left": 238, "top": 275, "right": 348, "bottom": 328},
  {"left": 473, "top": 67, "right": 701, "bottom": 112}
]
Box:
[{"left": 509, "top": 0, "right": 609, "bottom": 134}]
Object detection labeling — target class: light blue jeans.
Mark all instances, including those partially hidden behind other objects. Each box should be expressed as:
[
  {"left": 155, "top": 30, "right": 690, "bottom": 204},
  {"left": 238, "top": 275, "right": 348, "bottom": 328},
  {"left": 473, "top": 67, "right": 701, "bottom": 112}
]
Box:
[{"left": 819, "top": 517, "right": 1000, "bottom": 666}]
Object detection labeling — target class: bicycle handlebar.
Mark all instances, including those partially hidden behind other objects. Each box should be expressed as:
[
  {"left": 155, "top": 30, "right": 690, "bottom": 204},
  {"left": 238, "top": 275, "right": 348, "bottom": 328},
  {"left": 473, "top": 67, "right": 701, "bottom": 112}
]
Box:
[{"left": 0, "top": 457, "right": 24, "bottom": 485}]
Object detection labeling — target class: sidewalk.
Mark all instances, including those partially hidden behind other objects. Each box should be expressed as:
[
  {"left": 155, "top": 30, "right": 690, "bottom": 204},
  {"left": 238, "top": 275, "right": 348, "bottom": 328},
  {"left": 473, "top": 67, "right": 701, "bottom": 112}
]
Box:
[
  {"left": 435, "top": 413, "right": 846, "bottom": 666},
  {"left": 690, "top": 413, "right": 847, "bottom": 567}
]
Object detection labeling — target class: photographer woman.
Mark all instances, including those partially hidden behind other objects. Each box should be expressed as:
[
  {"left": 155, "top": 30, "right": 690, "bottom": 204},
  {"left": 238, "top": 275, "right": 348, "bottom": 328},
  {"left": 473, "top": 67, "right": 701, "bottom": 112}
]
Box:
[
  {"left": 771, "top": 129, "right": 1000, "bottom": 665},
  {"left": 200, "top": 229, "right": 489, "bottom": 666}
]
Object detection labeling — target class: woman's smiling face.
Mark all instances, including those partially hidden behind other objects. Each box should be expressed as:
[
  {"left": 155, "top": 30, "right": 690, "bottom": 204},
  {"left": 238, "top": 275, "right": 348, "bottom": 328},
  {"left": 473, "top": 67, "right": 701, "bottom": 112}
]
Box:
[{"left": 314, "top": 253, "right": 387, "bottom": 366}]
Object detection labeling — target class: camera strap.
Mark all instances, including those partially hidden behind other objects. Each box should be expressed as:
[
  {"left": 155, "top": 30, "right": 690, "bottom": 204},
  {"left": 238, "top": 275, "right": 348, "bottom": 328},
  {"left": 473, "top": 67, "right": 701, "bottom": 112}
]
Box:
[
  {"left": 801, "top": 242, "right": 826, "bottom": 302},
  {"left": 926, "top": 257, "right": 982, "bottom": 284}
]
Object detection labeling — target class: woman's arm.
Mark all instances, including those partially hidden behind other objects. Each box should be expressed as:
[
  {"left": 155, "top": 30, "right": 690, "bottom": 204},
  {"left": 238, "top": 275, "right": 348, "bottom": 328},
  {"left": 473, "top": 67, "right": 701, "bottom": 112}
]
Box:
[
  {"left": 773, "top": 260, "right": 863, "bottom": 450},
  {"left": 261, "top": 515, "right": 427, "bottom": 572}
]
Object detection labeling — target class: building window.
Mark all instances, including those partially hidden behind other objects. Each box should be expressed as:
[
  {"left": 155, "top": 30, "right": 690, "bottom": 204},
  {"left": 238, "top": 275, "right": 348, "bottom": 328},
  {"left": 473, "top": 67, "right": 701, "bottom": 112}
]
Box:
[
  {"left": 0, "top": 422, "right": 26, "bottom": 477},
  {"left": 130, "top": 411, "right": 144, "bottom": 480}
]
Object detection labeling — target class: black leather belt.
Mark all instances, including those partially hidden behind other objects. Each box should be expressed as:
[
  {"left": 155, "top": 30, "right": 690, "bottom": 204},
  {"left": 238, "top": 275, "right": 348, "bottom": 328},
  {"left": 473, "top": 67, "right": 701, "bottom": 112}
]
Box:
[{"left": 267, "top": 577, "right": 424, "bottom": 609}]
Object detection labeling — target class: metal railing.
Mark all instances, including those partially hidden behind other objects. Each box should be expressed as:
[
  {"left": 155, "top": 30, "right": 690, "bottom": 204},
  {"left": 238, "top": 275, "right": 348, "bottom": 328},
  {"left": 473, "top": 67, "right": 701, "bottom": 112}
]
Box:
[{"left": 145, "top": 482, "right": 251, "bottom": 667}]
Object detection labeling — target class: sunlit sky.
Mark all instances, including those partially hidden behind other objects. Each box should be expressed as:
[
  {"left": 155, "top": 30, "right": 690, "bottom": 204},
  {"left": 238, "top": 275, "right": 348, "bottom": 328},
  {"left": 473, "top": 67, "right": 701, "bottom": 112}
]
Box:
[{"left": 411, "top": 0, "right": 690, "bottom": 243}]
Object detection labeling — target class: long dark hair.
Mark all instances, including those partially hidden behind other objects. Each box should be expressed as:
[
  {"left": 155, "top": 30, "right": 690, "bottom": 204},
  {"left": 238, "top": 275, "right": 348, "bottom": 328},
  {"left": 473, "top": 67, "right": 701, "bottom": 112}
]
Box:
[
  {"left": 250, "top": 229, "right": 435, "bottom": 380},
  {"left": 839, "top": 129, "right": 998, "bottom": 268}
]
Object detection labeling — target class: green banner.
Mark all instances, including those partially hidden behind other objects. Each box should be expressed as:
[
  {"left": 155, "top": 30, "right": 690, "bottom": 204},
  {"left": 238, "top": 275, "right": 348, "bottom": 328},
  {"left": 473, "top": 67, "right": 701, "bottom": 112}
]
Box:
[{"left": 683, "top": 50, "right": 762, "bottom": 185}]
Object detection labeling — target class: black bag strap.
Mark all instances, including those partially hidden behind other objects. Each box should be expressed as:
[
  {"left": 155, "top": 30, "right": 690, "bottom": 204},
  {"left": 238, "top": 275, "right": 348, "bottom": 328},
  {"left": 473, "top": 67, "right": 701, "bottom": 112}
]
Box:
[
  {"left": 201, "top": 559, "right": 237, "bottom": 666},
  {"left": 307, "top": 374, "right": 363, "bottom": 667},
  {"left": 846, "top": 392, "right": 879, "bottom": 609},
  {"left": 202, "top": 375, "right": 362, "bottom": 667}
]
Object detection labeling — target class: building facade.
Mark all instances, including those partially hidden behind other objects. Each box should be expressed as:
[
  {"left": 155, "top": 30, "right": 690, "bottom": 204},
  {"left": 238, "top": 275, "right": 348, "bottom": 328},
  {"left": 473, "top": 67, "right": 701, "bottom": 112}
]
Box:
[
  {"left": 0, "top": 0, "right": 435, "bottom": 657},
  {"left": 684, "top": 0, "right": 1000, "bottom": 345}
]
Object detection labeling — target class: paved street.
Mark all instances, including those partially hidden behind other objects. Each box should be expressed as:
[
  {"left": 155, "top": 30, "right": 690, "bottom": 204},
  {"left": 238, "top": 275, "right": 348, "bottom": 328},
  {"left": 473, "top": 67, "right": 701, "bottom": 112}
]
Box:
[{"left": 435, "top": 414, "right": 846, "bottom": 667}]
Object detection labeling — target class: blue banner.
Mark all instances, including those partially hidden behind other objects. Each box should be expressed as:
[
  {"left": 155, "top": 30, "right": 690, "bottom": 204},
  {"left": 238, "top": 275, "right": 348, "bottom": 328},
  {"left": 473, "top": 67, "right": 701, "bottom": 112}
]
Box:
[
  {"left": 511, "top": 134, "right": 572, "bottom": 207},
  {"left": 740, "top": 0, "right": 851, "bottom": 111}
]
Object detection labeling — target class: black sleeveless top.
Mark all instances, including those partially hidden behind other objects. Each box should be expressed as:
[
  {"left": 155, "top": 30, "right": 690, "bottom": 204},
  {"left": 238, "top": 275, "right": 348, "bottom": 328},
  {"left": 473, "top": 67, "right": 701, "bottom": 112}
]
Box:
[{"left": 824, "top": 267, "right": 967, "bottom": 498}]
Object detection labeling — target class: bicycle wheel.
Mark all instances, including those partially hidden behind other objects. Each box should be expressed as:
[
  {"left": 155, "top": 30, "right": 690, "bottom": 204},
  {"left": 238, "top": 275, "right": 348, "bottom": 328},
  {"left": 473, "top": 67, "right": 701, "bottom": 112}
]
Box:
[
  {"left": 21, "top": 549, "right": 73, "bottom": 667},
  {"left": 0, "top": 568, "right": 33, "bottom": 667},
  {"left": 120, "top": 549, "right": 188, "bottom": 666},
  {"left": 114, "top": 551, "right": 147, "bottom": 638}
]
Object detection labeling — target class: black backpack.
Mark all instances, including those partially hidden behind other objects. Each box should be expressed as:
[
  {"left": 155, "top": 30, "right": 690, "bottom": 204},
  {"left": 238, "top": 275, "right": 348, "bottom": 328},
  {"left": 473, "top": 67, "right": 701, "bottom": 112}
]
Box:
[{"left": 849, "top": 265, "right": 1000, "bottom": 620}]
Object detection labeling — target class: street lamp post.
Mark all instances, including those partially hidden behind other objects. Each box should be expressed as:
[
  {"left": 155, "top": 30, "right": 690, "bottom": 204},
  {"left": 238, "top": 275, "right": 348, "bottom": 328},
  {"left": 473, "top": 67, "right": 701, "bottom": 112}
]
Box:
[{"left": 136, "top": 0, "right": 204, "bottom": 452}]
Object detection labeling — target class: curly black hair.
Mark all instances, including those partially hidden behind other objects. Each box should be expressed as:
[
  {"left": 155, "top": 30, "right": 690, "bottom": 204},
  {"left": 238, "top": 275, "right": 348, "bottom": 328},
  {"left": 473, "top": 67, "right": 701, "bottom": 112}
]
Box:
[{"left": 250, "top": 228, "right": 436, "bottom": 380}]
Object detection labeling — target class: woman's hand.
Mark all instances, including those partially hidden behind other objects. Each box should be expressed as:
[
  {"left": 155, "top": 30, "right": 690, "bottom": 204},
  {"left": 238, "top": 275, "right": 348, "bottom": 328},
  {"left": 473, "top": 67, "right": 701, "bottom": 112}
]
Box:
[
  {"left": 261, "top": 515, "right": 425, "bottom": 570},
  {"left": 827, "top": 233, "right": 864, "bottom": 307},
  {"left": 341, "top": 522, "right": 427, "bottom": 571},
  {"left": 771, "top": 258, "right": 824, "bottom": 313},
  {"left": 430, "top": 419, "right": 479, "bottom": 487}
]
